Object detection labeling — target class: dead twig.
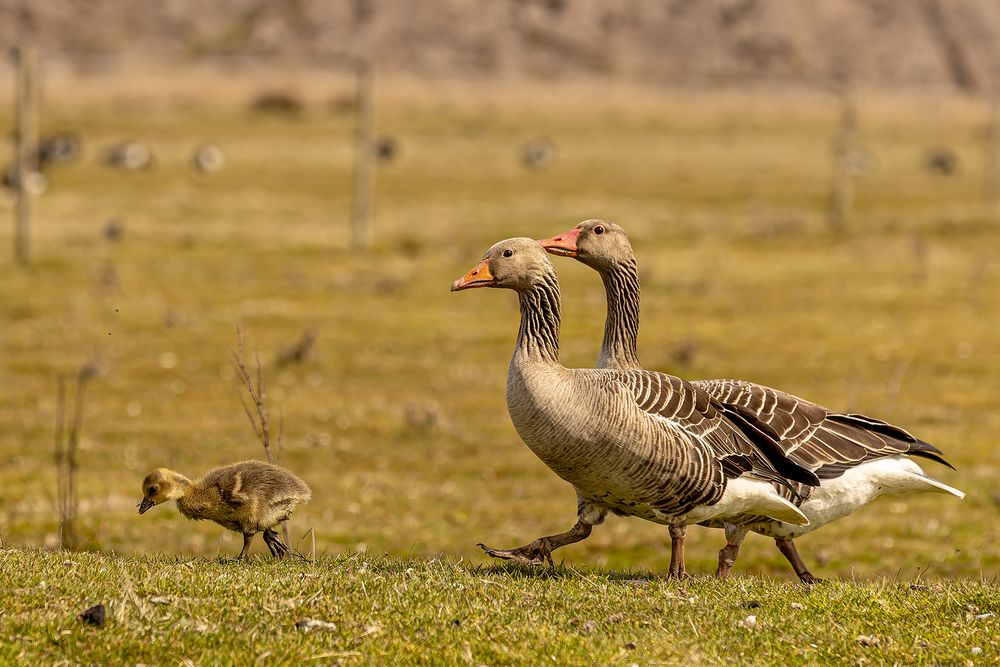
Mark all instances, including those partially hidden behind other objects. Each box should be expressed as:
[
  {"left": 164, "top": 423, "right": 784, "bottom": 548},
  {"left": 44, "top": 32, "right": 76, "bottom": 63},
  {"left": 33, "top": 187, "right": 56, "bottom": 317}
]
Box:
[{"left": 233, "top": 326, "right": 290, "bottom": 547}]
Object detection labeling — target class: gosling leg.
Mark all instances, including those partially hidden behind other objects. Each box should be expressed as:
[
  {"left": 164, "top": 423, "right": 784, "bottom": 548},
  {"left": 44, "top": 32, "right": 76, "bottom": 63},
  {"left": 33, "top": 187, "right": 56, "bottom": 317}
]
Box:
[
  {"left": 238, "top": 533, "right": 254, "bottom": 560},
  {"left": 667, "top": 523, "right": 688, "bottom": 579},
  {"left": 263, "top": 528, "right": 291, "bottom": 558},
  {"left": 775, "top": 537, "right": 822, "bottom": 584},
  {"left": 716, "top": 523, "right": 749, "bottom": 578}
]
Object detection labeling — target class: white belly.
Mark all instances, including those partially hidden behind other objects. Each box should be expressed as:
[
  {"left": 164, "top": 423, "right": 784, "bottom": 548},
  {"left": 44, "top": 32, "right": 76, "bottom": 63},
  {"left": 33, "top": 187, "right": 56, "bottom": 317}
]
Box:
[{"left": 759, "top": 455, "right": 964, "bottom": 539}]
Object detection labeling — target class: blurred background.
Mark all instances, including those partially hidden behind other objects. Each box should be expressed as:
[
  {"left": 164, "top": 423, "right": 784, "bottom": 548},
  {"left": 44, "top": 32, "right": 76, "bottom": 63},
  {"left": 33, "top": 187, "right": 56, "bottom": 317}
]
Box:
[{"left": 0, "top": 0, "right": 997, "bottom": 577}]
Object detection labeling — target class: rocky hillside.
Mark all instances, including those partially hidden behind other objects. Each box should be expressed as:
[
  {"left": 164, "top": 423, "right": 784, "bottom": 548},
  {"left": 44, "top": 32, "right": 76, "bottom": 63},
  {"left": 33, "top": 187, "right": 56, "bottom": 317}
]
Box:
[{"left": 3, "top": 0, "right": 1000, "bottom": 91}]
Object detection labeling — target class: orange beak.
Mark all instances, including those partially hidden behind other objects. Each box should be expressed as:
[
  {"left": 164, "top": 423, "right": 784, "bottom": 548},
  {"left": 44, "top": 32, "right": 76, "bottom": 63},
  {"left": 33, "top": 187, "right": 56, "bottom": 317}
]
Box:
[
  {"left": 451, "top": 260, "right": 495, "bottom": 291},
  {"left": 537, "top": 227, "right": 580, "bottom": 257}
]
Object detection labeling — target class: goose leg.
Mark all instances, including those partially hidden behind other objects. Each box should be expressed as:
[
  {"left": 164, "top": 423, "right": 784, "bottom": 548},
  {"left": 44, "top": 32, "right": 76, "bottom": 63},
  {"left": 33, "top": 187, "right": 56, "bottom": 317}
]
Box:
[
  {"left": 716, "top": 523, "right": 749, "bottom": 578},
  {"left": 667, "top": 523, "right": 688, "bottom": 579},
  {"left": 238, "top": 533, "right": 254, "bottom": 559},
  {"left": 263, "top": 528, "right": 291, "bottom": 558},
  {"left": 479, "top": 519, "right": 592, "bottom": 566},
  {"left": 480, "top": 500, "right": 607, "bottom": 567},
  {"left": 775, "top": 537, "right": 822, "bottom": 584}
]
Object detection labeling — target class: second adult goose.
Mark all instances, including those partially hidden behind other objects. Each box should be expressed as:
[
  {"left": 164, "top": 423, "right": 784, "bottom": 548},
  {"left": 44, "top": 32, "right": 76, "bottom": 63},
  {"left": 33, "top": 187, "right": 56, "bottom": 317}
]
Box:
[
  {"left": 452, "top": 238, "right": 820, "bottom": 578},
  {"left": 536, "top": 219, "right": 964, "bottom": 581}
]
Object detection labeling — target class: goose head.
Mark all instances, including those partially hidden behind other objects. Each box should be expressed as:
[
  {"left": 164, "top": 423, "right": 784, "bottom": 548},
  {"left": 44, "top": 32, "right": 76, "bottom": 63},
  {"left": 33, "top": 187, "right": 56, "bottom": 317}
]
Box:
[
  {"left": 538, "top": 219, "right": 633, "bottom": 270},
  {"left": 451, "top": 237, "right": 555, "bottom": 292},
  {"left": 138, "top": 468, "right": 190, "bottom": 514}
]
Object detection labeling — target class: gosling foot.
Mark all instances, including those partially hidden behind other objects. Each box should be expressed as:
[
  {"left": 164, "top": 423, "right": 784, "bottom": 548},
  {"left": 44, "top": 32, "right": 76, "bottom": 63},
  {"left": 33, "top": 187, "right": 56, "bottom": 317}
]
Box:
[
  {"left": 798, "top": 572, "right": 824, "bottom": 585},
  {"left": 478, "top": 539, "right": 554, "bottom": 567},
  {"left": 263, "top": 529, "right": 291, "bottom": 559}
]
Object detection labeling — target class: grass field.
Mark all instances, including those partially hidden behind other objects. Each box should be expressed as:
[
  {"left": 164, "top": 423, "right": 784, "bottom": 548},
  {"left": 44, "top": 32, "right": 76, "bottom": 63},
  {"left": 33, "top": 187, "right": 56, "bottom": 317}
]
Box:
[
  {"left": 1, "top": 549, "right": 997, "bottom": 665},
  {"left": 0, "top": 68, "right": 998, "bottom": 662}
]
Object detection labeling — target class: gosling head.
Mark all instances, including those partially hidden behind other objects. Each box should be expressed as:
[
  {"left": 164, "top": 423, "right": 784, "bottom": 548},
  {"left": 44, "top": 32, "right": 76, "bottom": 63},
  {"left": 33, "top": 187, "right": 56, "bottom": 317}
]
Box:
[
  {"left": 451, "top": 237, "right": 555, "bottom": 293},
  {"left": 537, "top": 219, "right": 633, "bottom": 271},
  {"left": 138, "top": 468, "right": 189, "bottom": 514}
]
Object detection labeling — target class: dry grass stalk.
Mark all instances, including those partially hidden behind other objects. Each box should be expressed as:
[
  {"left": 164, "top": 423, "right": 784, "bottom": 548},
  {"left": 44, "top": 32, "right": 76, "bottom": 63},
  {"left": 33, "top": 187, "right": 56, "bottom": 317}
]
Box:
[
  {"left": 53, "top": 360, "right": 98, "bottom": 549},
  {"left": 233, "top": 326, "right": 290, "bottom": 547}
]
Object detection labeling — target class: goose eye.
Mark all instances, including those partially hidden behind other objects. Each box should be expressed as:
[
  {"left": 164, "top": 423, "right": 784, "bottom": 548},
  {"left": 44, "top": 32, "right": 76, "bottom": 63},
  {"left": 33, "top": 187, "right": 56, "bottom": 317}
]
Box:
[
  {"left": 147, "top": 486, "right": 157, "bottom": 496},
  {"left": 502, "top": 249, "right": 513, "bottom": 258},
  {"left": 593, "top": 225, "right": 605, "bottom": 235}
]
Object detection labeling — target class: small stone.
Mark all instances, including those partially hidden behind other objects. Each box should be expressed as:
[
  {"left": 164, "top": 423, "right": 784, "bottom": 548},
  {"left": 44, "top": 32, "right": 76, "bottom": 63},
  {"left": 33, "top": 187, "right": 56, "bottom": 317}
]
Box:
[
  {"left": 741, "top": 615, "right": 757, "bottom": 627},
  {"left": 790, "top": 602, "right": 806, "bottom": 610},
  {"left": 294, "top": 618, "right": 337, "bottom": 633},
  {"left": 149, "top": 596, "right": 170, "bottom": 605},
  {"left": 79, "top": 604, "right": 106, "bottom": 627},
  {"left": 974, "top": 613, "right": 994, "bottom": 621},
  {"left": 971, "top": 647, "right": 983, "bottom": 655},
  {"left": 856, "top": 635, "right": 880, "bottom": 647}
]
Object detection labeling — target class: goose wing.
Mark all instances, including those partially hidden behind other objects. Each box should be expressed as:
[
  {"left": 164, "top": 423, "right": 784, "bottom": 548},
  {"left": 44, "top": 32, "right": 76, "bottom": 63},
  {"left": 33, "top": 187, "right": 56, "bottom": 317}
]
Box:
[
  {"left": 619, "top": 370, "right": 819, "bottom": 490},
  {"left": 696, "top": 379, "right": 953, "bottom": 477}
]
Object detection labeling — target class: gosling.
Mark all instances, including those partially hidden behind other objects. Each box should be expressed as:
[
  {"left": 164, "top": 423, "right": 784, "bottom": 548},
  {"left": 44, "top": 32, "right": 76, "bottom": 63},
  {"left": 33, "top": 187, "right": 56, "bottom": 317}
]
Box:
[{"left": 138, "top": 460, "right": 311, "bottom": 559}]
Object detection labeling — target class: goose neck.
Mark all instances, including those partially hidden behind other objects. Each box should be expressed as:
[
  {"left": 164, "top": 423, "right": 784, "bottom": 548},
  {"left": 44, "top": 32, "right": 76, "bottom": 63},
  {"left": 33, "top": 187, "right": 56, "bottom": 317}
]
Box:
[
  {"left": 598, "top": 257, "right": 641, "bottom": 370},
  {"left": 515, "top": 273, "right": 562, "bottom": 364}
]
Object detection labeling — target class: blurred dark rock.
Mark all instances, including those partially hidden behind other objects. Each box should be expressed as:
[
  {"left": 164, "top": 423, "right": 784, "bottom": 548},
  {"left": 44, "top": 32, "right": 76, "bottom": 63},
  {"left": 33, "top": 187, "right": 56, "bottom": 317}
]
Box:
[
  {"left": 250, "top": 91, "right": 303, "bottom": 116},
  {"left": 924, "top": 147, "right": 959, "bottom": 175}
]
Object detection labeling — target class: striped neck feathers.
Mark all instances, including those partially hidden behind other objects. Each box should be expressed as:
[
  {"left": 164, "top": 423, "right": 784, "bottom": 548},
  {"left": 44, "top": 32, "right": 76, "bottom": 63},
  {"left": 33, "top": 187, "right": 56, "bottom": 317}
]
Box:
[
  {"left": 515, "top": 271, "right": 562, "bottom": 363},
  {"left": 597, "top": 256, "right": 641, "bottom": 370}
]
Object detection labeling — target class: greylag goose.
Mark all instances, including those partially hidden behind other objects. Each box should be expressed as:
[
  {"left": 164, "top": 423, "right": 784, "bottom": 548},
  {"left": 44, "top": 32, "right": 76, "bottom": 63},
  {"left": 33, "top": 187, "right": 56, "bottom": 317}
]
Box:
[
  {"left": 537, "top": 219, "right": 964, "bottom": 581},
  {"left": 452, "top": 238, "right": 821, "bottom": 578},
  {"left": 138, "top": 460, "right": 311, "bottom": 559}
]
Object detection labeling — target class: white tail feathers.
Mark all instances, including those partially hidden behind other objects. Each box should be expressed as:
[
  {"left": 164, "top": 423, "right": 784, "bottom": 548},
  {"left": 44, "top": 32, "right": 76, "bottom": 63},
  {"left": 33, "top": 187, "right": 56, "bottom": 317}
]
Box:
[
  {"left": 906, "top": 470, "right": 965, "bottom": 499},
  {"left": 758, "top": 492, "right": 811, "bottom": 526}
]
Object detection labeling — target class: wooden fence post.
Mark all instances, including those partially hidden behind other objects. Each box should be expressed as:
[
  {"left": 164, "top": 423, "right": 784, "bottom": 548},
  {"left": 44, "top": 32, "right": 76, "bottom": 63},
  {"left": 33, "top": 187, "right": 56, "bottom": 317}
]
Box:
[
  {"left": 13, "top": 45, "right": 37, "bottom": 265},
  {"left": 827, "top": 88, "right": 857, "bottom": 234},
  {"left": 983, "top": 93, "right": 1000, "bottom": 219},
  {"left": 350, "top": 57, "right": 376, "bottom": 252}
]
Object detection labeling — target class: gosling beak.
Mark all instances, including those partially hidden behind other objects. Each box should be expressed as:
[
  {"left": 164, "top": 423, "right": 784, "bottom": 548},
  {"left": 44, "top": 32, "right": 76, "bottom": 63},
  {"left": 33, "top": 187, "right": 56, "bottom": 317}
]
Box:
[
  {"left": 451, "top": 260, "right": 495, "bottom": 291},
  {"left": 138, "top": 499, "right": 154, "bottom": 514},
  {"left": 537, "top": 227, "right": 580, "bottom": 257}
]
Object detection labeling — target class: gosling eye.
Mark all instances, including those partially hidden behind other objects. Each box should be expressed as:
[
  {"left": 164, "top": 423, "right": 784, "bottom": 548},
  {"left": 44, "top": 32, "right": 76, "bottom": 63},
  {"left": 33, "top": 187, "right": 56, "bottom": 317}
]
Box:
[
  {"left": 147, "top": 486, "right": 158, "bottom": 496},
  {"left": 593, "top": 225, "right": 605, "bottom": 235},
  {"left": 502, "top": 249, "right": 513, "bottom": 258}
]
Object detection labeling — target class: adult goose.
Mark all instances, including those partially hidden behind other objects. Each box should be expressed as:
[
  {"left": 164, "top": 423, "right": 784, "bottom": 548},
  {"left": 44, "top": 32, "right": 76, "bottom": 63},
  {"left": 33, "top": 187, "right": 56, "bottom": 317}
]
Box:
[
  {"left": 452, "top": 238, "right": 821, "bottom": 578},
  {"left": 535, "top": 219, "right": 964, "bottom": 581}
]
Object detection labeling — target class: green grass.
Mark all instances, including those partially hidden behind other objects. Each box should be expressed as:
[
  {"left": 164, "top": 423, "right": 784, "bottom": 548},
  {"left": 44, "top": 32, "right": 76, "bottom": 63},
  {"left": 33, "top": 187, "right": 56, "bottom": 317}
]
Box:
[
  {"left": 0, "top": 73, "right": 998, "bottom": 661},
  {"left": 1, "top": 549, "right": 997, "bottom": 665}
]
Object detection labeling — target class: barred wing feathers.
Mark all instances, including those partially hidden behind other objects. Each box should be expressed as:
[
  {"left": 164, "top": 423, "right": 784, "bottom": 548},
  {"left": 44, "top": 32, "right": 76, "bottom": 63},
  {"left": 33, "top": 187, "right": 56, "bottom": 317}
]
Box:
[
  {"left": 620, "top": 371, "right": 820, "bottom": 491},
  {"left": 696, "top": 379, "right": 954, "bottom": 477}
]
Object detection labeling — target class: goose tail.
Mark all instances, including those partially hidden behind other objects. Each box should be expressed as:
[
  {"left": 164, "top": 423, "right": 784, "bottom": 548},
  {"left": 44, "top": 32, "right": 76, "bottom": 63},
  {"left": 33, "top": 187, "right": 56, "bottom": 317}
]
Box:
[{"left": 906, "top": 470, "right": 965, "bottom": 499}]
